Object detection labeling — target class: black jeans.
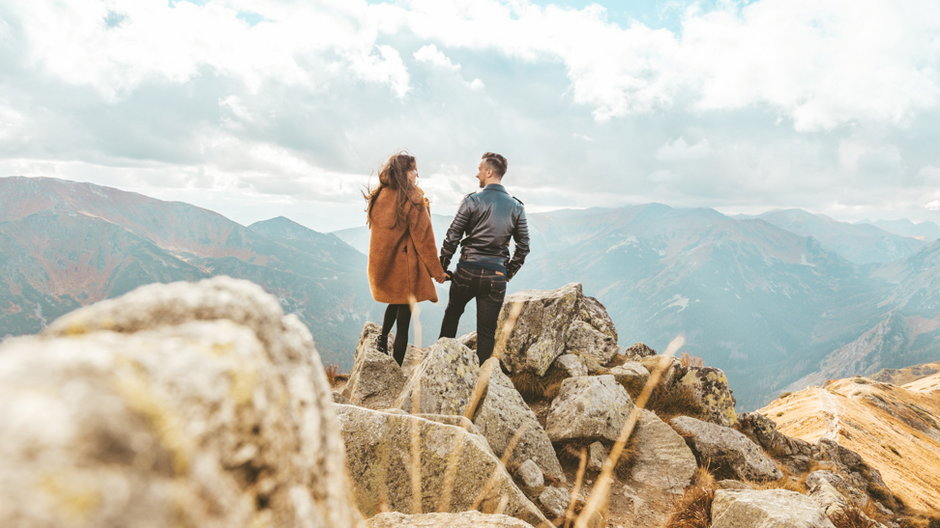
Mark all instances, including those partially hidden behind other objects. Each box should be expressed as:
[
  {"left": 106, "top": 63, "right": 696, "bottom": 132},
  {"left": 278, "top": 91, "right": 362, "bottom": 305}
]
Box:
[
  {"left": 381, "top": 303, "right": 411, "bottom": 366},
  {"left": 439, "top": 265, "right": 507, "bottom": 364}
]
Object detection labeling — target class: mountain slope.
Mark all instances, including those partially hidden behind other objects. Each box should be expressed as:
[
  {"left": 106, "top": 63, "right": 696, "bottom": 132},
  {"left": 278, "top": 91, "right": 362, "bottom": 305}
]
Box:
[
  {"left": 870, "top": 218, "right": 940, "bottom": 241},
  {"left": 760, "top": 372, "right": 940, "bottom": 514},
  {"left": 0, "top": 177, "right": 373, "bottom": 366}
]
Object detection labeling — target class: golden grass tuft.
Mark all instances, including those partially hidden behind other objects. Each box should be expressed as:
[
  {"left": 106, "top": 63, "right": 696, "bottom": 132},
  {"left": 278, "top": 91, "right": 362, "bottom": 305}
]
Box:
[
  {"left": 679, "top": 352, "right": 704, "bottom": 368},
  {"left": 324, "top": 364, "right": 346, "bottom": 386},
  {"left": 663, "top": 486, "right": 715, "bottom": 528},
  {"left": 829, "top": 507, "right": 881, "bottom": 528},
  {"left": 645, "top": 382, "right": 706, "bottom": 422}
]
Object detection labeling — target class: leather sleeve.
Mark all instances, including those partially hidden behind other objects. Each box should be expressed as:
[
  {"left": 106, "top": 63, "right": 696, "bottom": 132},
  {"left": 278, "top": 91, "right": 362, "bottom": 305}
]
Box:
[
  {"left": 407, "top": 200, "right": 447, "bottom": 281},
  {"left": 506, "top": 206, "right": 530, "bottom": 279},
  {"left": 440, "top": 196, "right": 474, "bottom": 270}
]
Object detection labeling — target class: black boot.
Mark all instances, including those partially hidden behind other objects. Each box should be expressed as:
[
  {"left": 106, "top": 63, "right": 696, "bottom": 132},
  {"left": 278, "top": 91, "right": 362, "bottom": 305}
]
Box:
[{"left": 375, "top": 334, "right": 389, "bottom": 354}]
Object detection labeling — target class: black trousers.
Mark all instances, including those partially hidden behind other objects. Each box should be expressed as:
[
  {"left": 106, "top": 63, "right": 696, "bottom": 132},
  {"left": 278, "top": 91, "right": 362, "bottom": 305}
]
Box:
[
  {"left": 439, "top": 266, "right": 507, "bottom": 364},
  {"left": 381, "top": 303, "right": 411, "bottom": 366}
]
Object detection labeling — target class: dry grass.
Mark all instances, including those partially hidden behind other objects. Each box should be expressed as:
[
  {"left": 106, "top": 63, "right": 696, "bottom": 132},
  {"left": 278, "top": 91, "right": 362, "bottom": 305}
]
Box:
[
  {"left": 679, "top": 352, "right": 704, "bottom": 368},
  {"left": 829, "top": 507, "right": 881, "bottom": 528},
  {"left": 645, "top": 381, "right": 706, "bottom": 422},
  {"left": 663, "top": 486, "right": 715, "bottom": 528},
  {"left": 324, "top": 364, "right": 347, "bottom": 386}
]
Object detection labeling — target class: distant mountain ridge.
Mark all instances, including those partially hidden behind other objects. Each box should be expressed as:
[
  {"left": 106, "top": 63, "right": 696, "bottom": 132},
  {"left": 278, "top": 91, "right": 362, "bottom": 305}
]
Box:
[{"left": 0, "top": 176, "right": 373, "bottom": 366}]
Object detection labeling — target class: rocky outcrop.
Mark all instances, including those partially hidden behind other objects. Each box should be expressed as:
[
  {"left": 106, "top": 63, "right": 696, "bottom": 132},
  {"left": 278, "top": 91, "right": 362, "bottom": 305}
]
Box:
[
  {"left": 472, "top": 359, "right": 566, "bottom": 485},
  {"left": 711, "top": 489, "right": 835, "bottom": 528},
  {"left": 494, "top": 283, "right": 618, "bottom": 377},
  {"left": 608, "top": 361, "right": 650, "bottom": 398},
  {"left": 676, "top": 366, "right": 737, "bottom": 426},
  {"left": 402, "top": 345, "right": 428, "bottom": 380},
  {"left": 0, "top": 276, "right": 361, "bottom": 528},
  {"left": 620, "top": 409, "right": 698, "bottom": 527},
  {"left": 342, "top": 323, "right": 406, "bottom": 409},
  {"left": 335, "top": 404, "right": 549, "bottom": 527},
  {"left": 670, "top": 416, "right": 782, "bottom": 482},
  {"left": 546, "top": 375, "right": 633, "bottom": 444},
  {"left": 366, "top": 511, "right": 534, "bottom": 528},
  {"left": 397, "top": 338, "right": 479, "bottom": 416}
]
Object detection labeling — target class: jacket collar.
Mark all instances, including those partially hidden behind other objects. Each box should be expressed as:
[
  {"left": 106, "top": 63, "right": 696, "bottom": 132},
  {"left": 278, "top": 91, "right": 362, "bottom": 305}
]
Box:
[{"left": 483, "top": 183, "right": 508, "bottom": 193}]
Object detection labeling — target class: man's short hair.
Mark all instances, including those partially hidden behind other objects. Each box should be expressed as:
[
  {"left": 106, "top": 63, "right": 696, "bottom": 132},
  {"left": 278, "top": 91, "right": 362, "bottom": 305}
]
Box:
[{"left": 481, "top": 152, "right": 508, "bottom": 178}]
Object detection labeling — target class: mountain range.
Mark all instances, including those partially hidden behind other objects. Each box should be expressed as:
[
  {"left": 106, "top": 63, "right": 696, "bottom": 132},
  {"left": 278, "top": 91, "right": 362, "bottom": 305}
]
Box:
[{"left": 2, "top": 176, "right": 938, "bottom": 408}]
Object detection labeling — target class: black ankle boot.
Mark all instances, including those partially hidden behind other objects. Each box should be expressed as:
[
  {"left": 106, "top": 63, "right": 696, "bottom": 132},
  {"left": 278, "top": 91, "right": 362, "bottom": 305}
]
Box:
[{"left": 375, "top": 334, "right": 389, "bottom": 354}]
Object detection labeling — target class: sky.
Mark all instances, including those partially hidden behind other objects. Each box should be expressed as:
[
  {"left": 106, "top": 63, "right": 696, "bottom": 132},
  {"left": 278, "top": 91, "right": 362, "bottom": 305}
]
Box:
[{"left": 1, "top": 0, "right": 939, "bottom": 232}]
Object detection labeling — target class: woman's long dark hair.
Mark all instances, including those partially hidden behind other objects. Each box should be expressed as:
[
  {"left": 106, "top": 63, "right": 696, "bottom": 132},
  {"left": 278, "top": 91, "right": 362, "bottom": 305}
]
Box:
[{"left": 364, "top": 152, "right": 419, "bottom": 227}]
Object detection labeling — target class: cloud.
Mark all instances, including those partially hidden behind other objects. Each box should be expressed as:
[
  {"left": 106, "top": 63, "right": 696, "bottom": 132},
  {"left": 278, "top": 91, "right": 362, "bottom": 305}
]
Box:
[{"left": 413, "top": 44, "right": 460, "bottom": 70}]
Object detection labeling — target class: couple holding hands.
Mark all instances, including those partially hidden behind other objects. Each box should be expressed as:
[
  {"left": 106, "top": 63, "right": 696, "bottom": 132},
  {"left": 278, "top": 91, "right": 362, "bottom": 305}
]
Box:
[{"left": 365, "top": 151, "right": 530, "bottom": 367}]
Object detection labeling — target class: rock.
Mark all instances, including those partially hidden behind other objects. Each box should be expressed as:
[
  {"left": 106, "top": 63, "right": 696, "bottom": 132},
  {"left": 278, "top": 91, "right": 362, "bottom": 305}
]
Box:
[
  {"left": 0, "top": 276, "right": 361, "bottom": 528},
  {"left": 473, "top": 359, "right": 565, "bottom": 484},
  {"left": 401, "top": 345, "right": 427, "bottom": 380},
  {"left": 624, "top": 342, "right": 657, "bottom": 358},
  {"left": 457, "top": 331, "right": 478, "bottom": 350},
  {"left": 609, "top": 362, "right": 650, "bottom": 398},
  {"left": 806, "top": 470, "right": 868, "bottom": 515},
  {"left": 342, "top": 323, "right": 407, "bottom": 409},
  {"left": 537, "top": 486, "right": 569, "bottom": 519},
  {"left": 546, "top": 375, "right": 633, "bottom": 444},
  {"left": 670, "top": 416, "right": 782, "bottom": 482},
  {"left": 676, "top": 366, "right": 737, "bottom": 426},
  {"left": 718, "top": 480, "right": 753, "bottom": 490},
  {"left": 397, "top": 338, "right": 479, "bottom": 416},
  {"left": 711, "top": 489, "right": 836, "bottom": 528},
  {"left": 554, "top": 354, "right": 588, "bottom": 378},
  {"left": 333, "top": 391, "right": 351, "bottom": 404},
  {"left": 619, "top": 410, "right": 698, "bottom": 527},
  {"left": 514, "top": 459, "right": 545, "bottom": 494},
  {"left": 366, "top": 511, "right": 534, "bottom": 528},
  {"left": 587, "top": 441, "right": 608, "bottom": 472},
  {"left": 335, "top": 404, "right": 549, "bottom": 527},
  {"left": 494, "top": 283, "right": 617, "bottom": 377}
]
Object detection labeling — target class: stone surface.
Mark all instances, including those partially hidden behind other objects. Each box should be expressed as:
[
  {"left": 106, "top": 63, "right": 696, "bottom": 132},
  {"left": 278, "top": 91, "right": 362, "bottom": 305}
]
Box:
[
  {"left": 401, "top": 345, "right": 428, "bottom": 380},
  {"left": 587, "top": 441, "right": 608, "bottom": 472},
  {"left": 515, "top": 459, "right": 545, "bottom": 494},
  {"left": 335, "top": 404, "right": 549, "bottom": 527},
  {"left": 457, "top": 331, "right": 478, "bottom": 350},
  {"left": 619, "top": 410, "right": 698, "bottom": 528},
  {"left": 670, "top": 416, "right": 782, "bottom": 482},
  {"left": 342, "top": 322, "right": 407, "bottom": 409},
  {"left": 546, "top": 375, "right": 633, "bottom": 444},
  {"left": 711, "top": 489, "right": 836, "bottom": 528},
  {"left": 397, "top": 338, "right": 479, "bottom": 416},
  {"left": 718, "top": 480, "right": 753, "bottom": 490},
  {"left": 0, "top": 276, "right": 361, "bottom": 528},
  {"left": 537, "top": 486, "right": 569, "bottom": 520},
  {"left": 473, "top": 359, "right": 565, "bottom": 484},
  {"left": 554, "top": 354, "right": 588, "bottom": 378},
  {"left": 366, "top": 511, "right": 534, "bottom": 528},
  {"left": 494, "top": 283, "right": 617, "bottom": 377},
  {"left": 624, "top": 342, "right": 657, "bottom": 358},
  {"left": 806, "top": 470, "right": 869, "bottom": 516},
  {"left": 608, "top": 362, "right": 650, "bottom": 398},
  {"left": 677, "top": 366, "right": 737, "bottom": 426}
]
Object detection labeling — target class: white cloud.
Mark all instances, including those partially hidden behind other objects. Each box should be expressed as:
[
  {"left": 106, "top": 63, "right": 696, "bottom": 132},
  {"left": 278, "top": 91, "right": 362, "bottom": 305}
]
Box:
[
  {"left": 655, "top": 137, "right": 713, "bottom": 161},
  {"left": 413, "top": 44, "right": 460, "bottom": 70}
]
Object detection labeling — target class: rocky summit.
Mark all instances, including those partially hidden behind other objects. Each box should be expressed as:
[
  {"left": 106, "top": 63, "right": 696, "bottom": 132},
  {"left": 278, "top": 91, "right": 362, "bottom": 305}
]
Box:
[{"left": 1, "top": 278, "right": 935, "bottom": 527}]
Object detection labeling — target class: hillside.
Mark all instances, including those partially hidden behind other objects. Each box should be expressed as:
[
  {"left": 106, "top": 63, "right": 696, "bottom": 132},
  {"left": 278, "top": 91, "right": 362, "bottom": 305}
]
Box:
[
  {"left": 760, "top": 369, "right": 940, "bottom": 514},
  {"left": 0, "top": 176, "right": 373, "bottom": 366}
]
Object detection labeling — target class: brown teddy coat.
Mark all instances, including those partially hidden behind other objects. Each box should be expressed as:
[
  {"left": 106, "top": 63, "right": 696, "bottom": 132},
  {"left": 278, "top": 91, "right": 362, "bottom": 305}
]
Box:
[{"left": 367, "top": 186, "right": 446, "bottom": 304}]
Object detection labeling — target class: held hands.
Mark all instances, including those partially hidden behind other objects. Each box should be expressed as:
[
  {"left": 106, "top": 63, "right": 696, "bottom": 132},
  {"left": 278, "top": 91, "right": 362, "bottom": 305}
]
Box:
[{"left": 433, "top": 270, "right": 452, "bottom": 284}]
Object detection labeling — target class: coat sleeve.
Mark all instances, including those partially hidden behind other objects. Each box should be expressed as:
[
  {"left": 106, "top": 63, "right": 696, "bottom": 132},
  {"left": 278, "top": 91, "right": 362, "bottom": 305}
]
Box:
[{"left": 407, "top": 199, "right": 447, "bottom": 281}]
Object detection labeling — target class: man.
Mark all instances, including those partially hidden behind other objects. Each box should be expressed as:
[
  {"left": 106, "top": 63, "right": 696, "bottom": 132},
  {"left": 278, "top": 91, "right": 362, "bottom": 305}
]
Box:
[{"left": 439, "top": 152, "right": 530, "bottom": 364}]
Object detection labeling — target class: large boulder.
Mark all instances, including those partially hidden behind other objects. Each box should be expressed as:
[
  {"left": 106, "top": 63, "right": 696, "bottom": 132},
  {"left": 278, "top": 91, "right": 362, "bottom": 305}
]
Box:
[
  {"left": 670, "top": 416, "right": 782, "bottom": 482},
  {"left": 342, "top": 323, "right": 407, "bottom": 409},
  {"left": 473, "top": 359, "right": 566, "bottom": 485},
  {"left": 335, "top": 404, "right": 549, "bottom": 527},
  {"left": 366, "top": 511, "right": 533, "bottom": 528},
  {"left": 546, "top": 375, "right": 633, "bottom": 444},
  {"left": 711, "top": 489, "right": 836, "bottom": 528},
  {"left": 676, "top": 366, "right": 737, "bottom": 426},
  {"left": 494, "top": 283, "right": 618, "bottom": 377},
  {"left": 608, "top": 361, "right": 650, "bottom": 398},
  {"left": 620, "top": 409, "right": 698, "bottom": 527},
  {"left": 397, "top": 338, "right": 479, "bottom": 416},
  {"left": 0, "top": 276, "right": 361, "bottom": 528}
]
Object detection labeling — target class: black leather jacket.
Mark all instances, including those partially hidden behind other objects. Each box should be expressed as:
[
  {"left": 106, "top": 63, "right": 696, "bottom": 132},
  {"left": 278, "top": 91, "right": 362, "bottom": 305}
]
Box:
[{"left": 440, "top": 184, "right": 530, "bottom": 279}]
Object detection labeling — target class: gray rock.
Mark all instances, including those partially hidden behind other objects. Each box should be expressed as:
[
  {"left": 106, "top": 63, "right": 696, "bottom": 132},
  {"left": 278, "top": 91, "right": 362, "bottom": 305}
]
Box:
[
  {"left": 0, "top": 276, "right": 361, "bottom": 528},
  {"left": 711, "top": 489, "right": 836, "bottom": 528},
  {"left": 587, "top": 441, "right": 609, "bottom": 472},
  {"left": 609, "top": 362, "right": 650, "bottom": 398},
  {"left": 366, "top": 511, "right": 534, "bottom": 528},
  {"left": 401, "top": 345, "right": 428, "bottom": 380},
  {"left": 676, "top": 366, "right": 737, "bottom": 426},
  {"left": 514, "top": 459, "right": 545, "bottom": 494},
  {"left": 333, "top": 390, "right": 351, "bottom": 404},
  {"left": 806, "top": 470, "right": 869, "bottom": 515},
  {"left": 494, "top": 283, "right": 617, "bottom": 376},
  {"left": 342, "top": 323, "right": 407, "bottom": 409},
  {"left": 554, "top": 354, "right": 588, "bottom": 378},
  {"left": 624, "top": 342, "right": 657, "bottom": 358},
  {"left": 473, "top": 359, "right": 565, "bottom": 484},
  {"left": 537, "top": 486, "right": 569, "bottom": 519},
  {"left": 397, "top": 338, "right": 479, "bottom": 416},
  {"left": 457, "top": 331, "right": 478, "bottom": 350},
  {"left": 546, "top": 375, "right": 633, "bottom": 444},
  {"left": 670, "top": 416, "right": 782, "bottom": 482},
  {"left": 335, "top": 404, "right": 549, "bottom": 527},
  {"left": 718, "top": 480, "right": 753, "bottom": 490},
  {"left": 619, "top": 410, "right": 698, "bottom": 527}
]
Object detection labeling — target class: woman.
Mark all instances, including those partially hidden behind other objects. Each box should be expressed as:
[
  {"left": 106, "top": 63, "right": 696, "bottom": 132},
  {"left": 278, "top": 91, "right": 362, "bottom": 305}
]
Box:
[{"left": 365, "top": 152, "right": 447, "bottom": 366}]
